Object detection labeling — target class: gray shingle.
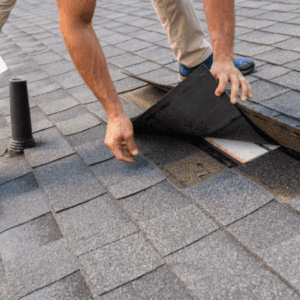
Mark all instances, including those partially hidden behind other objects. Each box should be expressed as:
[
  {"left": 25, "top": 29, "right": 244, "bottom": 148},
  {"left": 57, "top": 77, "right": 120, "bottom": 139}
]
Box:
[
  {"left": 254, "top": 48, "right": 300, "bottom": 65},
  {"left": 20, "top": 69, "right": 50, "bottom": 83},
  {"left": 263, "top": 22, "right": 300, "bottom": 37},
  {"left": 108, "top": 64, "right": 129, "bottom": 82},
  {"left": 0, "top": 258, "right": 9, "bottom": 300},
  {"left": 38, "top": 96, "right": 79, "bottom": 115},
  {"left": 234, "top": 26, "right": 253, "bottom": 37},
  {"left": 39, "top": 35, "right": 63, "bottom": 46},
  {"left": 284, "top": 59, "right": 300, "bottom": 71},
  {"left": 184, "top": 170, "right": 273, "bottom": 226},
  {"left": 235, "top": 0, "right": 270, "bottom": 8},
  {"left": 0, "top": 125, "right": 10, "bottom": 140},
  {"left": 107, "top": 52, "right": 146, "bottom": 68},
  {"left": 55, "top": 69, "right": 86, "bottom": 89},
  {"left": 0, "top": 155, "right": 31, "bottom": 185},
  {"left": 24, "top": 127, "right": 75, "bottom": 168},
  {"left": 237, "top": 100, "right": 281, "bottom": 117},
  {"left": 271, "top": 71, "right": 300, "bottom": 91},
  {"left": 236, "top": 149, "right": 300, "bottom": 201},
  {"left": 114, "top": 76, "right": 148, "bottom": 94},
  {"left": 0, "top": 137, "right": 9, "bottom": 157},
  {"left": 135, "top": 46, "right": 175, "bottom": 64},
  {"left": 274, "top": 114, "right": 300, "bottom": 127},
  {"left": 273, "top": 37, "right": 300, "bottom": 52},
  {"left": 33, "top": 154, "right": 106, "bottom": 212},
  {"left": 65, "top": 124, "right": 105, "bottom": 147},
  {"left": 113, "top": 24, "right": 141, "bottom": 34},
  {"left": 48, "top": 104, "right": 88, "bottom": 123},
  {"left": 47, "top": 42, "right": 68, "bottom": 54},
  {"left": 102, "top": 45, "right": 126, "bottom": 58},
  {"left": 0, "top": 185, "right": 50, "bottom": 233},
  {"left": 41, "top": 60, "right": 75, "bottom": 76},
  {"left": 0, "top": 213, "right": 62, "bottom": 261},
  {"left": 91, "top": 155, "right": 165, "bottom": 199},
  {"left": 144, "top": 23, "right": 166, "bottom": 34},
  {"left": 33, "top": 88, "right": 71, "bottom": 104},
  {"left": 127, "top": 18, "right": 157, "bottom": 28},
  {"left": 137, "top": 68, "right": 179, "bottom": 86},
  {"left": 8, "top": 59, "right": 40, "bottom": 75},
  {"left": 165, "top": 230, "right": 299, "bottom": 299},
  {"left": 228, "top": 201, "right": 300, "bottom": 290},
  {"left": 78, "top": 140, "right": 114, "bottom": 165},
  {"left": 234, "top": 41, "right": 274, "bottom": 56},
  {"left": 116, "top": 38, "right": 153, "bottom": 52},
  {"left": 257, "top": 11, "right": 299, "bottom": 22},
  {"left": 67, "top": 85, "right": 99, "bottom": 104},
  {"left": 84, "top": 101, "right": 107, "bottom": 122},
  {"left": 0, "top": 86, "right": 9, "bottom": 99},
  {"left": 21, "top": 271, "right": 94, "bottom": 300},
  {"left": 129, "top": 30, "right": 166, "bottom": 43},
  {"left": 3, "top": 238, "right": 79, "bottom": 299},
  {"left": 54, "top": 113, "right": 101, "bottom": 136},
  {"left": 80, "top": 233, "right": 163, "bottom": 295},
  {"left": 263, "top": 90, "right": 300, "bottom": 119},
  {"left": 262, "top": 3, "right": 300, "bottom": 12},
  {"left": 238, "top": 30, "right": 290, "bottom": 45},
  {"left": 101, "top": 265, "right": 192, "bottom": 300},
  {"left": 248, "top": 79, "right": 290, "bottom": 103},
  {"left": 253, "top": 64, "right": 291, "bottom": 80},
  {"left": 288, "top": 196, "right": 300, "bottom": 212},
  {"left": 57, "top": 194, "right": 137, "bottom": 255},
  {"left": 236, "top": 18, "right": 276, "bottom": 29},
  {"left": 27, "top": 77, "right": 61, "bottom": 97},
  {"left": 31, "top": 50, "right": 63, "bottom": 65},
  {"left": 0, "top": 46, "right": 24, "bottom": 59},
  {"left": 25, "top": 106, "right": 53, "bottom": 133},
  {"left": 119, "top": 96, "right": 144, "bottom": 118},
  {"left": 120, "top": 180, "right": 192, "bottom": 222},
  {"left": 100, "top": 32, "right": 133, "bottom": 44},
  {"left": 139, "top": 205, "right": 218, "bottom": 256}
]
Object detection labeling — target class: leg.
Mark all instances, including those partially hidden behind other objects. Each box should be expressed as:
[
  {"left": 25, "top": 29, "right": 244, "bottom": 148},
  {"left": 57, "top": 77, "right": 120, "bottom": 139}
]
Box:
[
  {"left": 0, "top": 0, "right": 17, "bottom": 32},
  {"left": 151, "top": 0, "right": 212, "bottom": 68}
]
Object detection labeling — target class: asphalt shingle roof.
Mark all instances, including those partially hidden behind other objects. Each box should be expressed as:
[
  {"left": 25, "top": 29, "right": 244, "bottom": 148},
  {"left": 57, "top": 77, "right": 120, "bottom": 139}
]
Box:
[{"left": 1, "top": 0, "right": 300, "bottom": 299}]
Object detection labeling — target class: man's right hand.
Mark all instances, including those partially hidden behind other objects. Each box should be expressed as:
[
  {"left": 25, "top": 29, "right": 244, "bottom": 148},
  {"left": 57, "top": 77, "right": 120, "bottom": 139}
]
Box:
[{"left": 105, "top": 114, "right": 139, "bottom": 163}]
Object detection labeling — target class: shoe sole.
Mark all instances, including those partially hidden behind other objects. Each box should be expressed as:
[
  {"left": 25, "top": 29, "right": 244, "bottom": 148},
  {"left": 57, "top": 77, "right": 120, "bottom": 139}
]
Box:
[{"left": 240, "top": 64, "right": 255, "bottom": 76}]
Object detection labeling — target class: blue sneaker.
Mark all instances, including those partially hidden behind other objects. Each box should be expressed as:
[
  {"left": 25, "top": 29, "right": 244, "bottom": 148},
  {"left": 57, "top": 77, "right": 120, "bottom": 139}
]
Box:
[{"left": 179, "top": 53, "right": 255, "bottom": 81}]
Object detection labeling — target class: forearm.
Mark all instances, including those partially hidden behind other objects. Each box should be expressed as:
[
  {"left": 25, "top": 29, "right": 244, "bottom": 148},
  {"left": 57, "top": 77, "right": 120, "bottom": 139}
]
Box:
[
  {"left": 59, "top": 21, "right": 124, "bottom": 120},
  {"left": 202, "top": 0, "right": 235, "bottom": 62}
]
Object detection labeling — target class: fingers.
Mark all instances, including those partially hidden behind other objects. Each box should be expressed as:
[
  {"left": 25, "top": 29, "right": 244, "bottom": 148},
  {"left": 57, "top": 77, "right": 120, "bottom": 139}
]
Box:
[
  {"left": 211, "top": 61, "right": 253, "bottom": 104},
  {"left": 106, "top": 139, "right": 134, "bottom": 163},
  {"left": 229, "top": 73, "right": 240, "bottom": 104},
  {"left": 215, "top": 73, "right": 228, "bottom": 97},
  {"left": 105, "top": 135, "right": 138, "bottom": 163},
  {"left": 125, "top": 134, "right": 138, "bottom": 157},
  {"left": 105, "top": 116, "right": 139, "bottom": 163},
  {"left": 239, "top": 78, "right": 248, "bottom": 102}
]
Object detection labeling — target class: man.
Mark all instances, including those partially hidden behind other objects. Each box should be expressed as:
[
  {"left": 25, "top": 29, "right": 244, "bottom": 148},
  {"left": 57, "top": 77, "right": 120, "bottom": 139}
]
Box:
[{"left": 5, "top": 0, "right": 249, "bottom": 163}]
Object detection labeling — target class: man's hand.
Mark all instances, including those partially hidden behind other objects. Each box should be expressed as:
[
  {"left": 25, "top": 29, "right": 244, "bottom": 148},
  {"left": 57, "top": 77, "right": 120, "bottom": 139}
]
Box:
[
  {"left": 105, "top": 114, "right": 138, "bottom": 163},
  {"left": 210, "top": 58, "right": 253, "bottom": 105}
]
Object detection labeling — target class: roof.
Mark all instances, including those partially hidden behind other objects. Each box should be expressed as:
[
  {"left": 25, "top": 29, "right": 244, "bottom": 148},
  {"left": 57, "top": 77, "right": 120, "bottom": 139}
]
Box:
[{"left": 1, "top": 0, "right": 300, "bottom": 299}]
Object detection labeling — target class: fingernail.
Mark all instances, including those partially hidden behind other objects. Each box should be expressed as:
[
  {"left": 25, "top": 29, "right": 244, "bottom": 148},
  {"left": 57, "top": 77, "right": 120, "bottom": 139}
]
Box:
[
  {"left": 242, "top": 96, "right": 246, "bottom": 101},
  {"left": 216, "top": 92, "right": 220, "bottom": 96},
  {"left": 132, "top": 150, "right": 138, "bottom": 156},
  {"left": 233, "top": 97, "right": 237, "bottom": 103},
  {"left": 249, "top": 94, "right": 252, "bottom": 98}
]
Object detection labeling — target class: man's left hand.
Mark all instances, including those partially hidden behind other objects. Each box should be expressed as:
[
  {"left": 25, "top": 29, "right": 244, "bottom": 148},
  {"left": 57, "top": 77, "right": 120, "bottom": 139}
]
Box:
[{"left": 210, "top": 58, "right": 253, "bottom": 105}]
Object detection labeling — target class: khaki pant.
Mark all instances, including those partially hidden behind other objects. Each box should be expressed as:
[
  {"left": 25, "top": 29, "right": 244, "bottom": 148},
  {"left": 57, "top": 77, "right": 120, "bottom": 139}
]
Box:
[
  {"left": 152, "top": 0, "right": 212, "bottom": 68},
  {"left": 0, "top": 0, "right": 17, "bottom": 32}
]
